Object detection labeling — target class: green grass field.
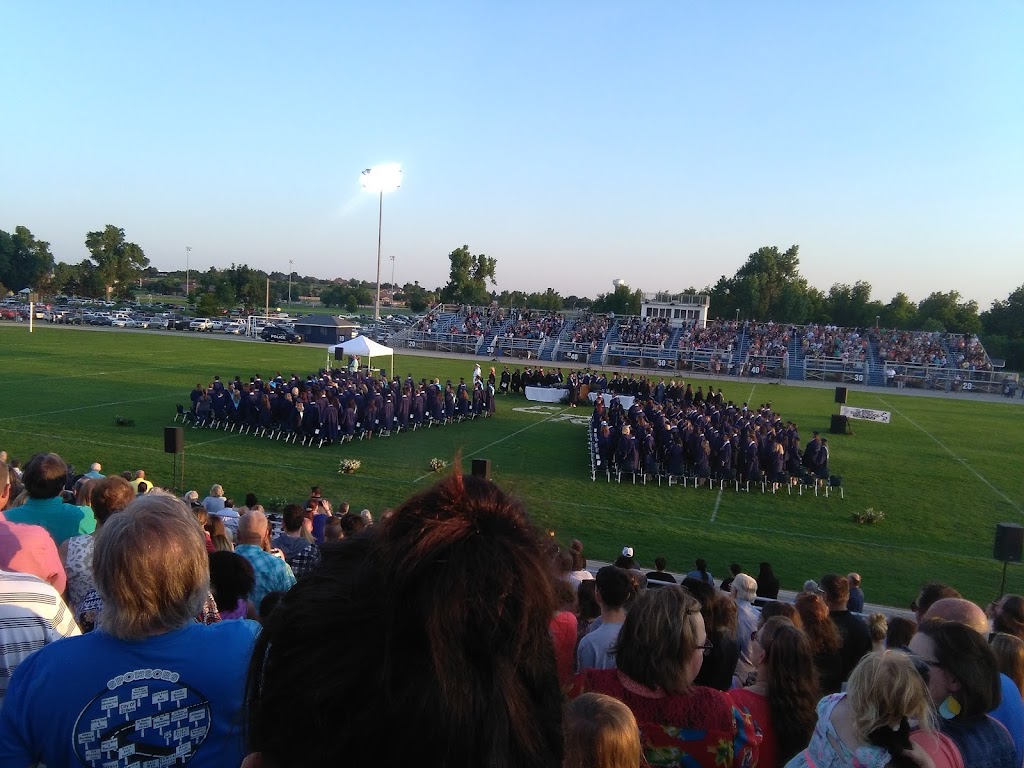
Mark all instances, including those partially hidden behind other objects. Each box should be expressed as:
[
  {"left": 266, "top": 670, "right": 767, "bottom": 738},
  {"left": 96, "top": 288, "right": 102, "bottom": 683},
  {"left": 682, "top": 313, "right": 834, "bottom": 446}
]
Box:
[{"left": 1, "top": 324, "right": 1022, "bottom": 607}]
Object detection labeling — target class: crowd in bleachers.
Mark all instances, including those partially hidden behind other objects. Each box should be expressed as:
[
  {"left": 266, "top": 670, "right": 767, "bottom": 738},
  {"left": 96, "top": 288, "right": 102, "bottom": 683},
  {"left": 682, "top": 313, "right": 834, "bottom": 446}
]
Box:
[
  {"left": 616, "top": 317, "right": 671, "bottom": 347},
  {"left": 876, "top": 330, "right": 948, "bottom": 366},
  {"left": 801, "top": 324, "right": 867, "bottom": 362},
  {"left": 2, "top": 443, "right": 1021, "bottom": 768},
  {"left": 505, "top": 309, "right": 565, "bottom": 340},
  {"left": 746, "top": 322, "right": 794, "bottom": 359},
  {"left": 411, "top": 310, "right": 441, "bottom": 333},
  {"left": 450, "top": 305, "right": 505, "bottom": 336},
  {"left": 186, "top": 365, "right": 495, "bottom": 445},
  {"left": 949, "top": 334, "right": 993, "bottom": 371},
  {"left": 567, "top": 313, "right": 611, "bottom": 347},
  {"left": 678, "top": 320, "right": 739, "bottom": 352}
]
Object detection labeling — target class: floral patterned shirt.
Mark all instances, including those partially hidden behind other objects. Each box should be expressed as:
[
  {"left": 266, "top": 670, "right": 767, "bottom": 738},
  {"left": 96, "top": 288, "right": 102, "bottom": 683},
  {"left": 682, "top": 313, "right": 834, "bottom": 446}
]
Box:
[{"left": 572, "top": 668, "right": 759, "bottom": 768}]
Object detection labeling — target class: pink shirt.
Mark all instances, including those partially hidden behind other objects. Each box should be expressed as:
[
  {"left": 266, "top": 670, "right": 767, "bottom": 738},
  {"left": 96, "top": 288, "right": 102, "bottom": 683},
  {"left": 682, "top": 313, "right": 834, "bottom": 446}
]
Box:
[{"left": 0, "top": 518, "right": 67, "bottom": 593}]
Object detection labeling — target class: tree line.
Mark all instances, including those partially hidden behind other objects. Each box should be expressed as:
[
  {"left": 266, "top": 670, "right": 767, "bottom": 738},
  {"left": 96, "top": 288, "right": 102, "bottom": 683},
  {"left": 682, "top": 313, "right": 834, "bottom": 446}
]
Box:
[{"left": 3, "top": 226, "right": 1024, "bottom": 366}]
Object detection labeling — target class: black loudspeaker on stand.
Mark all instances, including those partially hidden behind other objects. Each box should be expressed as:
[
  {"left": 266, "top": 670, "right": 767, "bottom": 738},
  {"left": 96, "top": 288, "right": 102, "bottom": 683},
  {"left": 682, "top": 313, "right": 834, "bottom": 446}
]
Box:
[
  {"left": 164, "top": 426, "right": 184, "bottom": 491},
  {"left": 834, "top": 387, "right": 849, "bottom": 404},
  {"left": 994, "top": 523, "right": 1023, "bottom": 598},
  {"left": 471, "top": 458, "right": 492, "bottom": 481}
]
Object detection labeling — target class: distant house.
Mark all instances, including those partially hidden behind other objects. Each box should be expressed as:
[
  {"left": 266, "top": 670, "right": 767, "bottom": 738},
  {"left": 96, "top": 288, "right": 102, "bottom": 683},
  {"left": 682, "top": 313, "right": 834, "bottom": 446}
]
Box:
[{"left": 293, "top": 314, "right": 360, "bottom": 345}]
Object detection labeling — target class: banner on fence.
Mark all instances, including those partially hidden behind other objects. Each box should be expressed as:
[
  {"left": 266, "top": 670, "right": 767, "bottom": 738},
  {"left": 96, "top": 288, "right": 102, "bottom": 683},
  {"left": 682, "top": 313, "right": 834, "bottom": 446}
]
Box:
[{"left": 840, "top": 405, "right": 891, "bottom": 424}]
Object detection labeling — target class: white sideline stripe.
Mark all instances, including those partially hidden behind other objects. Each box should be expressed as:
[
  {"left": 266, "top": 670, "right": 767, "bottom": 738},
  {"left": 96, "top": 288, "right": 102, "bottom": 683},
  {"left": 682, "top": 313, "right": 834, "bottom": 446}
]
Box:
[
  {"left": 710, "top": 488, "right": 724, "bottom": 522},
  {"left": 747, "top": 385, "right": 757, "bottom": 404},
  {"left": 875, "top": 396, "right": 1022, "bottom": 514},
  {"left": 0, "top": 359, "right": 179, "bottom": 387},
  {"left": 188, "top": 433, "right": 239, "bottom": 448},
  {"left": 0, "top": 394, "right": 176, "bottom": 422},
  {"left": 0, "top": 428, "right": 169, "bottom": 455},
  {"left": 524, "top": 494, "right": 997, "bottom": 565},
  {"left": 412, "top": 408, "right": 572, "bottom": 483}
]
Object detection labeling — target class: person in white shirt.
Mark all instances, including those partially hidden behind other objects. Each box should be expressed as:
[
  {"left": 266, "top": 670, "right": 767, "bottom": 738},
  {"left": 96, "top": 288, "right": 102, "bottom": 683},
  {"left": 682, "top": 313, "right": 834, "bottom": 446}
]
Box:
[{"left": 0, "top": 569, "right": 80, "bottom": 704}]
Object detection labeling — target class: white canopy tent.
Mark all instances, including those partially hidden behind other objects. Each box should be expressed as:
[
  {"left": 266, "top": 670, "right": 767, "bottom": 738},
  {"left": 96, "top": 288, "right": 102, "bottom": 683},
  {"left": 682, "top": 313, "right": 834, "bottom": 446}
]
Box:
[{"left": 329, "top": 335, "right": 395, "bottom": 376}]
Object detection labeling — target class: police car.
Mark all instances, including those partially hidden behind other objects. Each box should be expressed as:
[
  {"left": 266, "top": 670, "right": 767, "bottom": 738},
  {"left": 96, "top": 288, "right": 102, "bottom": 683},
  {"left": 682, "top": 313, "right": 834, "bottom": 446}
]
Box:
[{"left": 260, "top": 325, "right": 303, "bottom": 344}]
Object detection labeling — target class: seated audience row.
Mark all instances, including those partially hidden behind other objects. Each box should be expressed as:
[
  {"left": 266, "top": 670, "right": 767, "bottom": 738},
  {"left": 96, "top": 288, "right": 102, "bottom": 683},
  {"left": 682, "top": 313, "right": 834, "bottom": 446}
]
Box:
[{"left": 1, "top": 449, "right": 1020, "bottom": 768}]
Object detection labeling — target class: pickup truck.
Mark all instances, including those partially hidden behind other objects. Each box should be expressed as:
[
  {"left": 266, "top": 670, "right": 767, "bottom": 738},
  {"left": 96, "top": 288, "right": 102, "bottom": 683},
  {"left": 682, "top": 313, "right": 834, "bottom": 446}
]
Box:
[{"left": 188, "top": 318, "right": 213, "bottom": 332}]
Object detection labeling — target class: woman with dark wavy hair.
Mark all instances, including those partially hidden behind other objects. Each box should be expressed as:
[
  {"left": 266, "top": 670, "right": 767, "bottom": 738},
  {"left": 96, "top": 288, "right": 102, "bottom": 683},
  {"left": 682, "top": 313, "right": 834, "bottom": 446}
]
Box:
[
  {"left": 795, "top": 592, "right": 844, "bottom": 695},
  {"left": 909, "top": 618, "right": 1016, "bottom": 768},
  {"left": 243, "top": 470, "right": 564, "bottom": 768},
  {"left": 572, "top": 585, "right": 758, "bottom": 768},
  {"left": 728, "top": 617, "right": 818, "bottom": 767},
  {"left": 989, "top": 594, "right": 1024, "bottom": 641}
]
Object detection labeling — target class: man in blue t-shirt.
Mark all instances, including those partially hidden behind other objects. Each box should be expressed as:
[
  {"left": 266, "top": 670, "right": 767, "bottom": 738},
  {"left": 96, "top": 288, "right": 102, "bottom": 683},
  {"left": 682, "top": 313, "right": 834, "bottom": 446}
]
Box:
[{"left": 0, "top": 494, "right": 258, "bottom": 768}]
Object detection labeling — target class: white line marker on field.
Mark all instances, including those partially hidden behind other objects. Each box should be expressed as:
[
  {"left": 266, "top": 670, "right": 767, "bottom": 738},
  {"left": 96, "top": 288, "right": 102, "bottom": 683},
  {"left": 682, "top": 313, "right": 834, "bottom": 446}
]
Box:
[
  {"left": 876, "top": 396, "right": 1022, "bottom": 514},
  {"left": 710, "top": 487, "right": 724, "bottom": 522},
  {"left": 747, "top": 385, "right": 756, "bottom": 405},
  {"left": 412, "top": 408, "right": 573, "bottom": 484},
  {"left": 0, "top": 394, "right": 175, "bottom": 422}
]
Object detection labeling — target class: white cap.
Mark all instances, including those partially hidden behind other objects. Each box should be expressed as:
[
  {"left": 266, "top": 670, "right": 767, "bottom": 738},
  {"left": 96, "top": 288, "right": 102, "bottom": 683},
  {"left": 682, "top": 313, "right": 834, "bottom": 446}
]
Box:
[{"left": 622, "top": 546, "right": 634, "bottom": 558}]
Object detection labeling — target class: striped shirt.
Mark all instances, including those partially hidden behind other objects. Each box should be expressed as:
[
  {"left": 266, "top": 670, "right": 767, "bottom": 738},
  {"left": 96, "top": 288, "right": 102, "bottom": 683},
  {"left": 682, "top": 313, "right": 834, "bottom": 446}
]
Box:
[{"left": 0, "top": 569, "right": 80, "bottom": 705}]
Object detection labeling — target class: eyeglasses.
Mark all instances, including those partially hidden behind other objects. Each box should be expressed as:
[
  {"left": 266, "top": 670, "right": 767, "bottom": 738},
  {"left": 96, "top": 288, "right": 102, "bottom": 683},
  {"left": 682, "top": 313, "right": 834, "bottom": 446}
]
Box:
[
  {"left": 918, "top": 656, "right": 943, "bottom": 669},
  {"left": 698, "top": 639, "right": 714, "bottom": 656}
]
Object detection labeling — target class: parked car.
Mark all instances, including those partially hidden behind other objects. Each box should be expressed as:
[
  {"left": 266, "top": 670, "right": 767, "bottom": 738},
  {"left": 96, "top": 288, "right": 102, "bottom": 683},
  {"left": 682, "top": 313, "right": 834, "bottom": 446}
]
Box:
[
  {"left": 223, "top": 322, "right": 246, "bottom": 334},
  {"left": 260, "top": 325, "right": 303, "bottom": 344},
  {"left": 188, "top": 318, "right": 213, "bottom": 332}
]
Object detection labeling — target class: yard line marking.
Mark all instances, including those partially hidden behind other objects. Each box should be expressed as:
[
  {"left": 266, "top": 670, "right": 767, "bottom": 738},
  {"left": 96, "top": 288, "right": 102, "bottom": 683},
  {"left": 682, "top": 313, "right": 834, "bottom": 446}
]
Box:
[
  {"left": 747, "top": 385, "right": 756, "bottom": 405},
  {"left": 875, "top": 396, "right": 1022, "bottom": 514},
  {"left": 188, "top": 433, "right": 239, "bottom": 448},
  {"left": 523, "top": 493, "right": 996, "bottom": 565},
  {"left": 412, "top": 408, "right": 573, "bottom": 483},
  {"left": 710, "top": 488, "right": 724, "bottom": 522},
  {"left": 0, "top": 394, "right": 176, "bottom": 422},
  {"left": 0, "top": 360, "right": 188, "bottom": 387},
  {"left": 0, "top": 428, "right": 169, "bottom": 455}
]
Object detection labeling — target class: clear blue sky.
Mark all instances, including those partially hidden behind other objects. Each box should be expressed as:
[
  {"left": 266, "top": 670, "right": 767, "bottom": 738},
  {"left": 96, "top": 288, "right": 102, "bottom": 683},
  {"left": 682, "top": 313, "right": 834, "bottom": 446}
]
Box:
[{"left": 2, "top": 2, "right": 1021, "bottom": 309}]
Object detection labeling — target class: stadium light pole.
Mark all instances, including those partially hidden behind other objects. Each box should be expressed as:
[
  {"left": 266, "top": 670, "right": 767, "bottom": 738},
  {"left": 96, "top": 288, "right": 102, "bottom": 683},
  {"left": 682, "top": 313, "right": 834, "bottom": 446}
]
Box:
[
  {"left": 360, "top": 163, "right": 402, "bottom": 322},
  {"left": 288, "top": 259, "right": 294, "bottom": 309},
  {"left": 390, "top": 254, "right": 396, "bottom": 290},
  {"left": 185, "top": 246, "right": 191, "bottom": 300}
]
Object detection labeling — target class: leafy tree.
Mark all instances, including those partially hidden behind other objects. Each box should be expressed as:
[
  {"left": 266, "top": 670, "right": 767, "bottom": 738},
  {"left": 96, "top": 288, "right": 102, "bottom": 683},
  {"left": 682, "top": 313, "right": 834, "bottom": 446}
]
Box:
[
  {"left": 825, "top": 281, "right": 883, "bottom": 328},
  {"left": 980, "top": 285, "right": 1024, "bottom": 369},
  {"left": 223, "top": 264, "right": 267, "bottom": 311},
  {"left": 402, "top": 281, "right": 435, "bottom": 313},
  {"left": 564, "top": 295, "right": 592, "bottom": 310},
  {"left": 84, "top": 225, "right": 149, "bottom": 299},
  {"left": 196, "top": 291, "right": 224, "bottom": 317},
  {"left": 880, "top": 292, "right": 918, "bottom": 329},
  {"left": 527, "top": 288, "right": 563, "bottom": 312},
  {"left": 592, "top": 284, "right": 641, "bottom": 315},
  {"left": 495, "top": 290, "right": 529, "bottom": 309},
  {"left": 440, "top": 245, "right": 496, "bottom": 305},
  {"left": 0, "top": 226, "right": 55, "bottom": 292},
  {"left": 708, "top": 245, "right": 813, "bottom": 323},
  {"left": 917, "top": 291, "right": 981, "bottom": 335},
  {"left": 981, "top": 285, "right": 1024, "bottom": 339}
]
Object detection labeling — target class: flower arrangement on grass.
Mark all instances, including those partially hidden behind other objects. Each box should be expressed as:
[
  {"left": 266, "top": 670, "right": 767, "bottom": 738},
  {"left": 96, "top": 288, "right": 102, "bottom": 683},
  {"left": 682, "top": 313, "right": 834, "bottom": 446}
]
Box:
[
  {"left": 853, "top": 508, "right": 885, "bottom": 524},
  {"left": 429, "top": 458, "right": 448, "bottom": 472},
  {"left": 339, "top": 458, "right": 362, "bottom": 474}
]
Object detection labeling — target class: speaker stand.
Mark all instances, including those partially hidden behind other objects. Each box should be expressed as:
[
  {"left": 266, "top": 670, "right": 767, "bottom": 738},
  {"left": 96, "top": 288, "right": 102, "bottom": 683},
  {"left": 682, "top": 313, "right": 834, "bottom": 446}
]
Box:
[
  {"left": 999, "top": 560, "right": 1009, "bottom": 600},
  {"left": 171, "top": 450, "right": 185, "bottom": 493}
]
